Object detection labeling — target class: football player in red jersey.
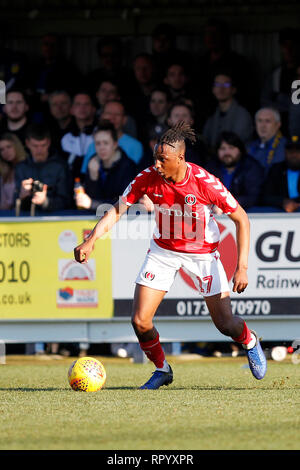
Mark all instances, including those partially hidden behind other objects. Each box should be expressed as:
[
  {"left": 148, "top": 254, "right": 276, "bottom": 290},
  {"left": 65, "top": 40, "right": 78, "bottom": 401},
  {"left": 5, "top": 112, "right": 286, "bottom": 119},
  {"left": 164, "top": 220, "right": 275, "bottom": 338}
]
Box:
[{"left": 74, "top": 121, "right": 267, "bottom": 388}]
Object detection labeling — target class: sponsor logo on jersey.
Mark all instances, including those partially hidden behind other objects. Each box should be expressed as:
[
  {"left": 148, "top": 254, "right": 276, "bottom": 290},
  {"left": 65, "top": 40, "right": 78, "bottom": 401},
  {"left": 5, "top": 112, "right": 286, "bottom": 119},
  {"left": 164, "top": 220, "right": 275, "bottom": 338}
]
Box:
[
  {"left": 145, "top": 271, "right": 155, "bottom": 281},
  {"left": 185, "top": 194, "right": 197, "bottom": 205},
  {"left": 153, "top": 193, "right": 163, "bottom": 197},
  {"left": 158, "top": 206, "right": 200, "bottom": 219}
]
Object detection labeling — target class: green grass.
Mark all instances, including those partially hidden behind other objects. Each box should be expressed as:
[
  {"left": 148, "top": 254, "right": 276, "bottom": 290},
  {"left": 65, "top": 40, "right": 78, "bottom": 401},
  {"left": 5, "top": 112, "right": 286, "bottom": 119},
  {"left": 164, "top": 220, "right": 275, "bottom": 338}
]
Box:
[{"left": 0, "top": 355, "right": 299, "bottom": 450}]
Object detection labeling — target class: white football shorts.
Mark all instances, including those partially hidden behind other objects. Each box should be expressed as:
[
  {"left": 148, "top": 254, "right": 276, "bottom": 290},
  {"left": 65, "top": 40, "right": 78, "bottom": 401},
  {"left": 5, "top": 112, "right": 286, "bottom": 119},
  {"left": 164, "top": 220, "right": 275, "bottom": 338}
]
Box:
[{"left": 135, "top": 239, "right": 230, "bottom": 297}]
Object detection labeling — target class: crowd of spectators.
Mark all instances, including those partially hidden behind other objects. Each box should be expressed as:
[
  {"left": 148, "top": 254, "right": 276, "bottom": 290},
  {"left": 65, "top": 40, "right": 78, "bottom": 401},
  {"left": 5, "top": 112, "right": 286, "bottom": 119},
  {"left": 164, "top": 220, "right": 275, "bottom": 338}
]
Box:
[{"left": 1, "top": 20, "right": 300, "bottom": 215}]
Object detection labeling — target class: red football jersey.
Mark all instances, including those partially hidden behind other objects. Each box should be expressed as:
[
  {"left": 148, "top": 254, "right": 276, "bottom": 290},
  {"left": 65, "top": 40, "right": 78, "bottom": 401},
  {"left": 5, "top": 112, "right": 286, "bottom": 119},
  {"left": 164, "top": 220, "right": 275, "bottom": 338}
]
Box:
[{"left": 121, "top": 162, "right": 238, "bottom": 254}]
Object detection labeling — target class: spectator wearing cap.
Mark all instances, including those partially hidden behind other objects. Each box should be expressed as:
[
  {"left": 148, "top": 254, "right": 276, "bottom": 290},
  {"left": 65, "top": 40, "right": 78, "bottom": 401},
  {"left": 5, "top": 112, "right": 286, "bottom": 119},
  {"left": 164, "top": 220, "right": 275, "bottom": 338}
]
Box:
[
  {"left": 61, "top": 92, "right": 97, "bottom": 179},
  {"left": 81, "top": 100, "right": 143, "bottom": 174},
  {"left": 247, "top": 107, "right": 286, "bottom": 176},
  {"left": 261, "top": 135, "right": 300, "bottom": 212},
  {"left": 74, "top": 121, "right": 137, "bottom": 211},
  {"left": 0, "top": 89, "right": 31, "bottom": 145},
  {"left": 203, "top": 72, "right": 253, "bottom": 149},
  {"left": 205, "top": 131, "right": 264, "bottom": 211}
]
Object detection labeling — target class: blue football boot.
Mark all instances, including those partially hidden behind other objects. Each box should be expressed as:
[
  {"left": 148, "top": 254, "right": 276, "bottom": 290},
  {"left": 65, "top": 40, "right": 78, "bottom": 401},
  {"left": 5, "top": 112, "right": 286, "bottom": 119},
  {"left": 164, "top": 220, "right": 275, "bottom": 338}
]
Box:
[
  {"left": 140, "top": 365, "right": 173, "bottom": 389},
  {"left": 244, "top": 330, "right": 267, "bottom": 380}
]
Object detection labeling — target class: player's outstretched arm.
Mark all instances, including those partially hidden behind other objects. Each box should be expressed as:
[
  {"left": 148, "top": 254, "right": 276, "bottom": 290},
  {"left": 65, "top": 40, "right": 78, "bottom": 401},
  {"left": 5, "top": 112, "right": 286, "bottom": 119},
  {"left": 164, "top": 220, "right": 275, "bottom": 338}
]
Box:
[
  {"left": 228, "top": 204, "right": 250, "bottom": 294},
  {"left": 74, "top": 200, "right": 128, "bottom": 264}
]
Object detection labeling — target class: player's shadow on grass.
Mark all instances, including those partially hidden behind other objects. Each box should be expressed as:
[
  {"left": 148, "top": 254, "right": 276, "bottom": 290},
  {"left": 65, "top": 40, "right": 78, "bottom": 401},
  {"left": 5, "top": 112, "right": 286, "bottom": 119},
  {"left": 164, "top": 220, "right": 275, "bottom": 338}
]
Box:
[
  {"left": 102, "top": 386, "right": 277, "bottom": 391},
  {"left": 178, "top": 385, "right": 300, "bottom": 390},
  {"left": 0, "top": 387, "right": 68, "bottom": 392},
  {"left": 104, "top": 386, "right": 140, "bottom": 390}
]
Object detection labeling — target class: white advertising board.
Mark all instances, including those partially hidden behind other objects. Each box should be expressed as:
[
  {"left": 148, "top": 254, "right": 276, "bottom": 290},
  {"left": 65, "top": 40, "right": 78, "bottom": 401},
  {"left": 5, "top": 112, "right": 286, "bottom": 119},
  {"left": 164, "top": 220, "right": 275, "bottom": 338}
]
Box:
[{"left": 111, "top": 213, "right": 300, "bottom": 318}]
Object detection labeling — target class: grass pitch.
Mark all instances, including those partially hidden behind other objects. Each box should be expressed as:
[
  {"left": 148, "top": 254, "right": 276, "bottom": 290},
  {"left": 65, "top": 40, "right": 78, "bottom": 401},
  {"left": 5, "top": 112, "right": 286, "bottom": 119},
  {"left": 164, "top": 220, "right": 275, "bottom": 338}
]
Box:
[{"left": 0, "top": 354, "right": 299, "bottom": 450}]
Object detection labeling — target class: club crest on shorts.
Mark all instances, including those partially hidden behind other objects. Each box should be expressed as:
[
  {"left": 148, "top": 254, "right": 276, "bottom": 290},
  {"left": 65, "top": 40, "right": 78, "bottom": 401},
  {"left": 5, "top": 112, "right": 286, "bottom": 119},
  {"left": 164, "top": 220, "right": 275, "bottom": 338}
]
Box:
[
  {"left": 185, "top": 194, "right": 197, "bottom": 205},
  {"left": 144, "top": 271, "right": 155, "bottom": 281}
]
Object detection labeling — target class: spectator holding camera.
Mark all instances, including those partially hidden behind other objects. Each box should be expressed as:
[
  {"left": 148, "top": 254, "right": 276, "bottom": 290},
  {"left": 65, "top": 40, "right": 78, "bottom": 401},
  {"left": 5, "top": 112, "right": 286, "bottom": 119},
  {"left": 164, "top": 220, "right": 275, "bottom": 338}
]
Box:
[
  {"left": 0, "top": 133, "right": 27, "bottom": 211},
  {"left": 15, "top": 123, "right": 70, "bottom": 213},
  {"left": 74, "top": 121, "right": 137, "bottom": 211},
  {"left": 205, "top": 131, "right": 265, "bottom": 210},
  {"left": 261, "top": 135, "right": 300, "bottom": 212}
]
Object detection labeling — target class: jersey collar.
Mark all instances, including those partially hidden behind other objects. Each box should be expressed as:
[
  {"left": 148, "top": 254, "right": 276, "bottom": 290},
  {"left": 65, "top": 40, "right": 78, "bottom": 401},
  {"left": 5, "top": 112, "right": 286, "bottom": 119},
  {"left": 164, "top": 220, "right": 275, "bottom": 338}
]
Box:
[{"left": 157, "top": 163, "right": 192, "bottom": 187}]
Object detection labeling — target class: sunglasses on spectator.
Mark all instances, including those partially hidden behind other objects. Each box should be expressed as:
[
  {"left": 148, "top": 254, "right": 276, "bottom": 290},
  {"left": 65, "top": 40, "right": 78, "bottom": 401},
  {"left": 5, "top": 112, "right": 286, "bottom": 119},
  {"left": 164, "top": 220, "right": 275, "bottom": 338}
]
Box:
[{"left": 213, "top": 82, "right": 232, "bottom": 88}]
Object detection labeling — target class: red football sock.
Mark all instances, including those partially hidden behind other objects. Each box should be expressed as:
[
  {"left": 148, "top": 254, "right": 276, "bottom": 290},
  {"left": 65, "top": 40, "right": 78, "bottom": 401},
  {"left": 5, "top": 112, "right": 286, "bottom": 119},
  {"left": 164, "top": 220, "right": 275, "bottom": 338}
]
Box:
[
  {"left": 232, "top": 321, "right": 252, "bottom": 345},
  {"left": 139, "top": 333, "right": 165, "bottom": 368}
]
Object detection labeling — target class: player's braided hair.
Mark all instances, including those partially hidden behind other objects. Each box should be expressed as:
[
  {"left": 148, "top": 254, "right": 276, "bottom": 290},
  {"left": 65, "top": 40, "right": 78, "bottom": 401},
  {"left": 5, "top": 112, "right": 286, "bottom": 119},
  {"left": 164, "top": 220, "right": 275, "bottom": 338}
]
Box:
[{"left": 159, "top": 121, "right": 196, "bottom": 148}]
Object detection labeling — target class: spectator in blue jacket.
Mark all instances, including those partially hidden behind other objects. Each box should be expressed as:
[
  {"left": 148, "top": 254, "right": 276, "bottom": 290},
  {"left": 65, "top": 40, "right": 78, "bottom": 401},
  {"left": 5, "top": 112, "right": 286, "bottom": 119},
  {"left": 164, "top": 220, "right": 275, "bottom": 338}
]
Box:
[
  {"left": 74, "top": 121, "right": 137, "bottom": 212},
  {"left": 205, "top": 131, "right": 265, "bottom": 210},
  {"left": 247, "top": 107, "right": 287, "bottom": 176}
]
